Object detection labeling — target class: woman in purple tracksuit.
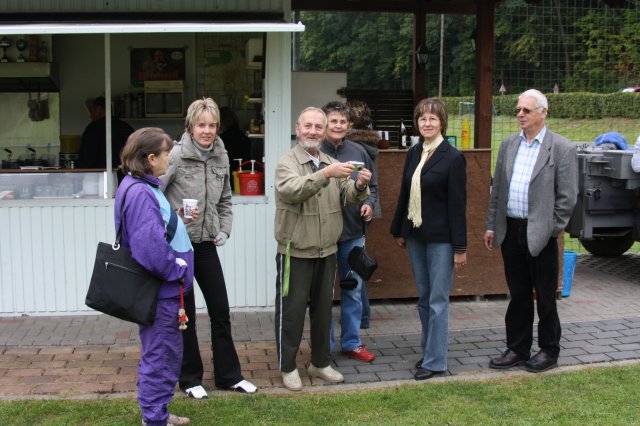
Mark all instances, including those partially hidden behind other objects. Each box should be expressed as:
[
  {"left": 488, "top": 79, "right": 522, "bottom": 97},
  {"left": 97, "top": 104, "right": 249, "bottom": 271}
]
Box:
[{"left": 116, "top": 127, "right": 195, "bottom": 426}]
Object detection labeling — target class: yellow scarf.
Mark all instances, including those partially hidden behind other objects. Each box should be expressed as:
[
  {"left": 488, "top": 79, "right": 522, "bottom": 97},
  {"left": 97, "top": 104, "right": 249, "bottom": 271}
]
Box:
[{"left": 407, "top": 135, "right": 444, "bottom": 227}]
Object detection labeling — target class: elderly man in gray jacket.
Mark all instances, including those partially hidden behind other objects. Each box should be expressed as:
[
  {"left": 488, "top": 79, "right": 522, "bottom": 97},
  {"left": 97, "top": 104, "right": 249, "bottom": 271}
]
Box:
[
  {"left": 274, "top": 107, "right": 371, "bottom": 391},
  {"left": 484, "top": 89, "right": 578, "bottom": 374}
]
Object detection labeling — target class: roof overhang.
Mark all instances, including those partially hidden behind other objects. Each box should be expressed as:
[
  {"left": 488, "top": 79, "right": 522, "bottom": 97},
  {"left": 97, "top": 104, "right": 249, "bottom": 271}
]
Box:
[{"left": 0, "top": 21, "right": 305, "bottom": 35}]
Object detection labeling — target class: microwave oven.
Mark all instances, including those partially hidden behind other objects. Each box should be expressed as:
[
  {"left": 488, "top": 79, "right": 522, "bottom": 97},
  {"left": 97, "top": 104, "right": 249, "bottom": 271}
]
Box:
[{"left": 144, "top": 80, "right": 184, "bottom": 118}]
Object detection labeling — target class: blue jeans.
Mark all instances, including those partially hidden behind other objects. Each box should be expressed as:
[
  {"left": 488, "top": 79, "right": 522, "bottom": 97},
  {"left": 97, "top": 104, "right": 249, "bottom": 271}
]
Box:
[
  {"left": 330, "top": 237, "right": 365, "bottom": 352},
  {"left": 406, "top": 237, "right": 453, "bottom": 372},
  {"left": 361, "top": 282, "right": 370, "bottom": 327}
]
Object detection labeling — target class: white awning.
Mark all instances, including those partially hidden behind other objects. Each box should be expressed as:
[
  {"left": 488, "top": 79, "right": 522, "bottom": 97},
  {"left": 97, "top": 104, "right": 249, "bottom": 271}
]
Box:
[{"left": 0, "top": 21, "right": 304, "bottom": 35}]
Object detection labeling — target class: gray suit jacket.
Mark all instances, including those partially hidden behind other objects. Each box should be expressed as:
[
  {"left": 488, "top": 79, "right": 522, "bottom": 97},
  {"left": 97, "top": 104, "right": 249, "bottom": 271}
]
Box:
[{"left": 485, "top": 129, "right": 578, "bottom": 257}]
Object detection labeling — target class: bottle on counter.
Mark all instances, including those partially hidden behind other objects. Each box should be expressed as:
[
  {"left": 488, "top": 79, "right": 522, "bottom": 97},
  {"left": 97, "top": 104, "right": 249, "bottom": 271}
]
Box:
[
  {"left": 399, "top": 118, "right": 408, "bottom": 149},
  {"left": 461, "top": 117, "right": 471, "bottom": 149}
]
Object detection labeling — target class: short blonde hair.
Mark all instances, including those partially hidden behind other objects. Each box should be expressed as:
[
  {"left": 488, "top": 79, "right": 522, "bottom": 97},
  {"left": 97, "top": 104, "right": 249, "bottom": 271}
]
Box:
[{"left": 185, "top": 97, "right": 220, "bottom": 134}]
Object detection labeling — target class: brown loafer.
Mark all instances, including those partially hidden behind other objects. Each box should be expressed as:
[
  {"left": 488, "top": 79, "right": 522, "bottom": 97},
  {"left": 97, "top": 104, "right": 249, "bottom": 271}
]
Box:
[{"left": 489, "top": 349, "right": 529, "bottom": 369}]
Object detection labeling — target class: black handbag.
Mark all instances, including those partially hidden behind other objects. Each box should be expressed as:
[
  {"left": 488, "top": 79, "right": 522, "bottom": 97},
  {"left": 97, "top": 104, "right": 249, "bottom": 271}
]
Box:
[
  {"left": 347, "top": 220, "right": 378, "bottom": 281},
  {"left": 348, "top": 246, "right": 378, "bottom": 281},
  {"left": 85, "top": 181, "right": 178, "bottom": 325}
]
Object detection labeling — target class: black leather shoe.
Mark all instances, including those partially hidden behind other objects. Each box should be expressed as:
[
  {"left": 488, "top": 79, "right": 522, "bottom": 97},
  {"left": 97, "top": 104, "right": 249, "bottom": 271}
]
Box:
[
  {"left": 489, "top": 349, "right": 529, "bottom": 369},
  {"left": 415, "top": 358, "right": 423, "bottom": 369},
  {"left": 525, "top": 351, "right": 558, "bottom": 373},
  {"left": 414, "top": 368, "right": 445, "bottom": 381}
]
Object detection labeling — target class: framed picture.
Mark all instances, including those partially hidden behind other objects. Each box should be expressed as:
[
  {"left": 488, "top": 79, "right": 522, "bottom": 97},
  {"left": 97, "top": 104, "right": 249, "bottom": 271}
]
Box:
[{"left": 130, "top": 48, "right": 186, "bottom": 87}]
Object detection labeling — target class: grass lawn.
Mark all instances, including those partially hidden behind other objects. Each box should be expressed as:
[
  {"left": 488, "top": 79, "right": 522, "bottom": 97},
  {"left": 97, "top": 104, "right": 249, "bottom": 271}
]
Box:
[{"left": 2, "top": 363, "right": 639, "bottom": 425}]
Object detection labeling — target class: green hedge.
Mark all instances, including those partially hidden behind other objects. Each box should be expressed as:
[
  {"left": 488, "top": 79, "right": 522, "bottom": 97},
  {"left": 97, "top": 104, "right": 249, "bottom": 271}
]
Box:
[{"left": 442, "top": 93, "right": 640, "bottom": 119}]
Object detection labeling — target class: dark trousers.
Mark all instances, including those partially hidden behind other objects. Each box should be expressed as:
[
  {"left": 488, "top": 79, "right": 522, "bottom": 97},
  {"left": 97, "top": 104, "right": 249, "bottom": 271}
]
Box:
[
  {"left": 275, "top": 253, "right": 336, "bottom": 373},
  {"left": 179, "top": 242, "right": 243, "bottom": 390},
  {"left": 501, "top": 218, "right": 561, "bottom": 359}
]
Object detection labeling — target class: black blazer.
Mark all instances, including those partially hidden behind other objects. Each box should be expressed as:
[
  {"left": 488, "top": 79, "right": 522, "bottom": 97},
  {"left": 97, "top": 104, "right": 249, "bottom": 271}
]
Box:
[{"left": 390, "top": 140, "right": 467, "bottom": 251}]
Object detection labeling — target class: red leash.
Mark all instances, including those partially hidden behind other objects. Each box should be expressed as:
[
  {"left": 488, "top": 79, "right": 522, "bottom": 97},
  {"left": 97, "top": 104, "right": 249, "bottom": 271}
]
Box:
[{"left": 178, "top": 279, "right": 189, "bottom": 330}]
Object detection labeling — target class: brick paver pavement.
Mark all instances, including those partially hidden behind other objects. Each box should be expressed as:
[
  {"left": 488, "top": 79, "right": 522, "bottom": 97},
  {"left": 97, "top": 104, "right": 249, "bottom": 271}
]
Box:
[{"left": 1, "top": 253, "right": 639, "bottom": 399}]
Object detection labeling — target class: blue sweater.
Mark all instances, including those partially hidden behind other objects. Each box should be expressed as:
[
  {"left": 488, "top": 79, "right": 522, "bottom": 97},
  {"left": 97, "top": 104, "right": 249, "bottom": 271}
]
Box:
[{"left": 320, "top": 139, "right": 378, "bottom": 241}]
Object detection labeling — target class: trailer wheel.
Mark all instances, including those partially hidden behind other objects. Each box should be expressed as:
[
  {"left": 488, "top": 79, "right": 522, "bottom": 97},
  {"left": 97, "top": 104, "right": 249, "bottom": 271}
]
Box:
[{"left": 579, "top": 235, "right": 634, "bottom": 257}]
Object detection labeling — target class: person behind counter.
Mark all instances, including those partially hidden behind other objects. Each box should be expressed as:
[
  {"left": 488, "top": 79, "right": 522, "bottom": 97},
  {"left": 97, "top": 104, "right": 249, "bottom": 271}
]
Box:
[
  {"left": 116, "top": 127, "right": 194, "bottom": 426},
  {"left": 390, "top": 98, "right": 467, "bottom": 381},
  {"left": 219, "top": 106, "right": 252, "bottom": 163},
  {"left": 161, "top": 97, "right": 257, "bottom": 398},
  {"left": 219, "top": 106, "right": 252, "bottom": 192},
  {"left": 77, "top": 96, "right": 134, "bottom": 178}
]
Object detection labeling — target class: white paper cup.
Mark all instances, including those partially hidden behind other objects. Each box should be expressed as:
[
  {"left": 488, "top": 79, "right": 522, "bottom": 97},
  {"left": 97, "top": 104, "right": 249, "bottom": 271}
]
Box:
[{"left": 183, "top": 199, "right": 198, "bottom": 219}]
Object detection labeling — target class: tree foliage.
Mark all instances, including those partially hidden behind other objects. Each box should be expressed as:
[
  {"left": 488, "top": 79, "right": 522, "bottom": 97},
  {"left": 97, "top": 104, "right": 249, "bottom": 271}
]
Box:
[
  {"left": 297, "top": 12, "right": 413, "bottom": 89},
  {"left": 297, "top": 1, "right": 640, "bottom": 95}
]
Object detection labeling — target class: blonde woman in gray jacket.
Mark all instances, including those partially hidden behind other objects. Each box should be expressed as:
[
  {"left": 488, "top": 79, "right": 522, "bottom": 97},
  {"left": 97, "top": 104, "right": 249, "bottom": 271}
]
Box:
[{"left": 161, "top": 98, "right": 257, "bottom": 398}]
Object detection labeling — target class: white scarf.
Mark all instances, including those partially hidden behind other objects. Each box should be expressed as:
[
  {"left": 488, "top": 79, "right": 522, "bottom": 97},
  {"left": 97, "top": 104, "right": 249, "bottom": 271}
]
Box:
[{"left": 407, "top": 135, "right": 444, "bottom": 227}]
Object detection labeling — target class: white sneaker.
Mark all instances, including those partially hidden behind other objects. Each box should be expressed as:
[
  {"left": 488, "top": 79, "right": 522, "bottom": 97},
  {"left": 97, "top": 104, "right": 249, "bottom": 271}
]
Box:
[
  {"left": 185, "top": 385, "right": 208, "bottom": 399},
  {"left": 282, "top": 369, "right": 303, "bottom": 391},
  {"left": 168, "top": 414, "right": 191, "bottom": 425},
  {"left": 308, "top": 364, "right": 344, "bottom": 383},
  {"left": 142, "top": 413, "right": 190, "bottom": 425},
  {"left": 229, "top": 379, "right": 258, "bottom": 394}
]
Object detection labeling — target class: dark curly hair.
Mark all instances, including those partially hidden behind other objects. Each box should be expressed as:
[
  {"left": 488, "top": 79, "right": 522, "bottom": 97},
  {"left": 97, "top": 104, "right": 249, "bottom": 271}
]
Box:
[
  {"left": 346, "top": 100, "right": 373, "bottom": 130},
  {"left": 322, "top": 101, "right": 350, "bottom": 122}
]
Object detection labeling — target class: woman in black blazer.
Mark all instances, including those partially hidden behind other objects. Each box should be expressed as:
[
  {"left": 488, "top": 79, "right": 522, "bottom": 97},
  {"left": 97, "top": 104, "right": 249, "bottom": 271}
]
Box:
[{"left": 390, "top": 98, "right": 467, "bottom": 380}]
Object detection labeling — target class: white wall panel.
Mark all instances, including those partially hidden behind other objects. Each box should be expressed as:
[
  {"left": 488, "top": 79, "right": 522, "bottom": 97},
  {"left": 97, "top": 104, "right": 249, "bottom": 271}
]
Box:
[
  {"left": 0, "top": 201, "right": 115, "bottom": 315},
  {"left": 1, "top": 199, "right": 278, "bottom": 314}
]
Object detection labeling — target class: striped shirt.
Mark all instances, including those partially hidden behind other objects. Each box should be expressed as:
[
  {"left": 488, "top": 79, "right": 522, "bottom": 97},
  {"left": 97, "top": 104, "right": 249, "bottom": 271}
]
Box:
[
  {"left": 506, "top": 127, "right": 546, "bottom": 219},
  {"left": 306, "top": 150, "right": 321, "bottom": 170}
]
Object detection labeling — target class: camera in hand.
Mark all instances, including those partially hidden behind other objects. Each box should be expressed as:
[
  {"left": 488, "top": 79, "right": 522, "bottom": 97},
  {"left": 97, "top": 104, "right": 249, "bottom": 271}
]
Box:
[{"left": 348, "top": 160, "right": 365, "bottom": 171}]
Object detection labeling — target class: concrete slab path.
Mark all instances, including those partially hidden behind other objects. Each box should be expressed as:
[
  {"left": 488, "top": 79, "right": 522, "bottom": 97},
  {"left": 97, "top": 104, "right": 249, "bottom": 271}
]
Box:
[{"left": 1, "top": 253, "right": 639, "bottom": 399}]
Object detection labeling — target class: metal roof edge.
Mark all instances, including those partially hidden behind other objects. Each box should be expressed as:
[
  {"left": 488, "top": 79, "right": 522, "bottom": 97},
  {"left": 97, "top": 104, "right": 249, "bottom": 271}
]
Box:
[{"left": 0, "top": 21, "right": 305, "bottom": 35}]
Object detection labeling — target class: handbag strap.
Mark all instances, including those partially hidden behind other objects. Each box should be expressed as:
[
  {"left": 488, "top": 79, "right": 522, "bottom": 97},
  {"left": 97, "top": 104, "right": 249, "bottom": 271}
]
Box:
[
  {"left": 115, "top": 180, "right": 177, "bottom": 245},
  {"left": 361, "top": 218, "right": 367, "bottom": 248}
]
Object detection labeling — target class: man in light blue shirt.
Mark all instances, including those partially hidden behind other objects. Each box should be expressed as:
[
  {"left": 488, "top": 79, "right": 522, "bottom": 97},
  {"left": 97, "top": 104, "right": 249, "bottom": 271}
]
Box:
[{"left": 484, "top": 89, "right": 578, "bottom": 374}]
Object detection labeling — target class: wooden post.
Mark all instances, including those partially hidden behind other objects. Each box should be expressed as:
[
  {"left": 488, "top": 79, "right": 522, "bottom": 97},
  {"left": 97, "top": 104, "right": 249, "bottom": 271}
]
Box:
[
  {"left": 474, "top": 0, "right": 496, "bottom": 149},
  {"left": 413, "top": 3, "right": 426, "bottom": 104}
]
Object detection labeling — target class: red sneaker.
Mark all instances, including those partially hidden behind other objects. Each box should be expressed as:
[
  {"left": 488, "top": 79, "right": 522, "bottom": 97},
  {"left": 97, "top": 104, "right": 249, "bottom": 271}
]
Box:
[{"left": 344, "top": 345, "right": 375, "bottom": 362}]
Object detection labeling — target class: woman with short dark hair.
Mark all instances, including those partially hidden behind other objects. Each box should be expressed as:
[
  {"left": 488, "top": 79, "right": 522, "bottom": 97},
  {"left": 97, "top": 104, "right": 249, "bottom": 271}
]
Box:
[{"left": 117, "top": 127, "right": 194, "bottom": 425}]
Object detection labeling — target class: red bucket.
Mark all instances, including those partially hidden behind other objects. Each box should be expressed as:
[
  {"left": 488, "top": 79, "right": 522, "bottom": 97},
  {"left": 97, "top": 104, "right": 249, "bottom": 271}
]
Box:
[{"left": 238, "top": 160, "right": 264, "bottom": 196}]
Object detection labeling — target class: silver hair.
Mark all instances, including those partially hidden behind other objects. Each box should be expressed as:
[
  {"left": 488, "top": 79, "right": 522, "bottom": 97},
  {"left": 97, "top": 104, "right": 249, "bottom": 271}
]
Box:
[
  {"left": 296, "top": 107, "right": 327, "bottom": 128},
  {"left": 518, "top": 89, "right": 548, "bottom": 110}
]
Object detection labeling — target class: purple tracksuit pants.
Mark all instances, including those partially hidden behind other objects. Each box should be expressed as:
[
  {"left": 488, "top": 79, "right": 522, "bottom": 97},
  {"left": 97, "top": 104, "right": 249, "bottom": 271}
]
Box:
[{"left": 138, "top": 298, "right": 183, "bottom": 426}]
